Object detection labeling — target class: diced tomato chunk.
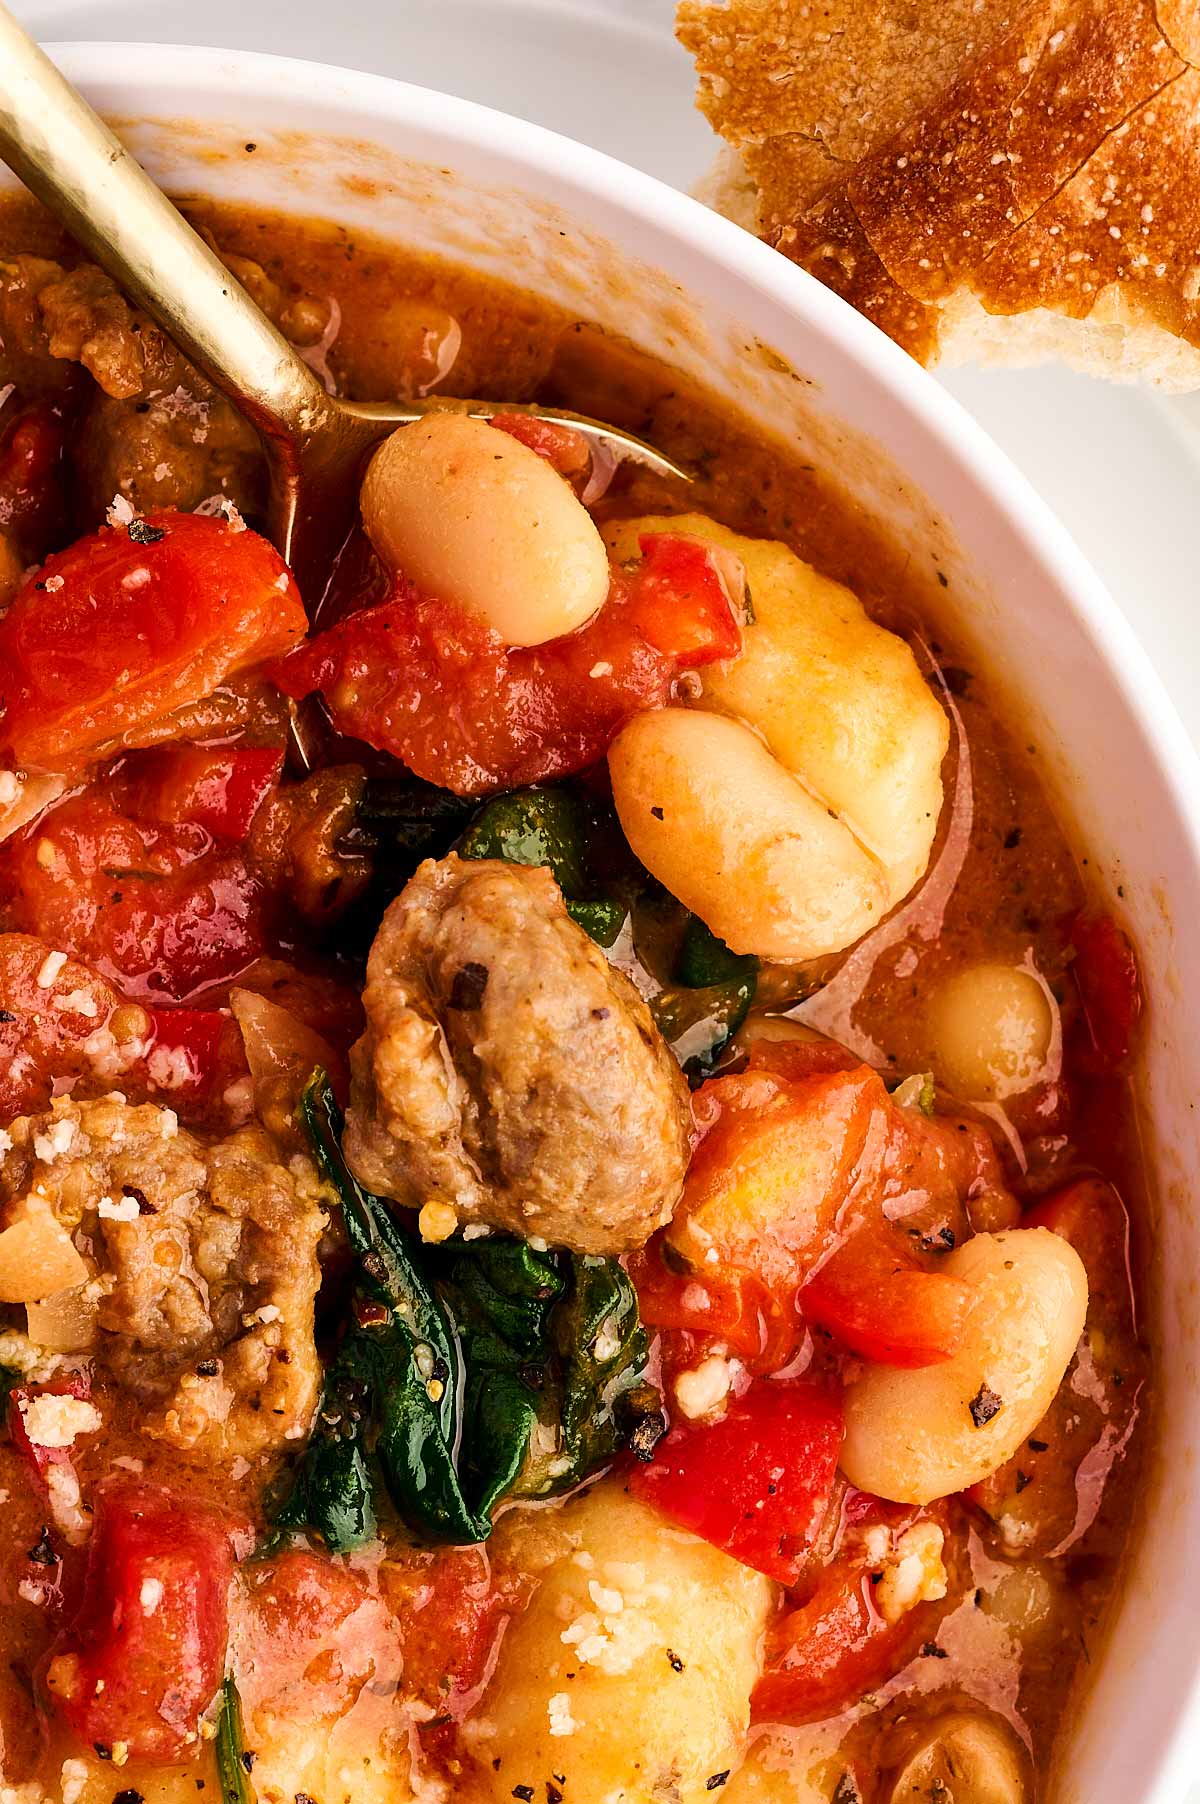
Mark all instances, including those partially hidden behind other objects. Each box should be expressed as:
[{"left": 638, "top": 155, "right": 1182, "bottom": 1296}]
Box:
[
  {"left": 119, "top": 744, "right": 284, "bottom": 840},
  {"left": 0, "top": 791, "right": 268, "bottom": 1001},
  {"left": 801, "top": 1230, "right": 973, "bottom": 1367},
  {"left": 1067, "top": 911, "right": 1142, "bottom": 1072},
  {"left": 629, "top": 1380, "right": 843, "bottom": 1585},
  {"left": 236, "top": 1548, "right": 384, "bottom": 1729},
  {"left": 629, "top": 1236, "right": 797, "bottom": 1368},
  {"left": 0, "top": 932, "right": 247, "bottom": 1123},
  {"left": 0, "top": 402, "right": 67, "bottom": 560},
  {"left": 382, "top": 1543, "right": 526, "bottom": 1715},
  {"left": 43, "top": 1483, "right": 235, "bottom": 1762},
  {"left": 753, "top": 1554, "right": 927, "bottom": 1724},
  {"left": 659, "top": 1047, "right": 1009, "bottom": 1371},
  {"left": 269, "top": 533, "right": 740, "bottom": 795},
  {"left": 490, "top": 412, "right": 591, "bottom": 479},
  {"left": 0, "top": 511, "right": 306, "bottom": 769}
]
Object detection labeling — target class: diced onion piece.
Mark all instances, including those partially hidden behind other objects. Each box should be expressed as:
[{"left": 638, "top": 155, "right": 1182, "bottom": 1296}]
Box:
[{"left": 0, "top": 1206, "right": 88, "bottom": 1303}]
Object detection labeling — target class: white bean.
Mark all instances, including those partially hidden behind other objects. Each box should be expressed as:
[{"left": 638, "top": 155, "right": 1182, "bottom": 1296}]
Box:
[
  {"left": 608, "top": 707, "right": 889, "bottom": 960},
  {"left": 886, "top": 1712, "right": 1031, "bottom": 1804},
  {"left": 360, "top": 412, "right": 609, "bottom": 646},
  {"left": 927, "top": 962, "right": 1055, "bottom": 1100},
  {"left": 840, "top": 1228, "right": 1087, "bottom": 1504}
]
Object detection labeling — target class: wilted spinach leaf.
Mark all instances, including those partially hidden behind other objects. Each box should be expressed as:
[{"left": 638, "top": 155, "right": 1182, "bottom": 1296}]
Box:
[
  {"left": 457, "top": 786, "right": 630, "bottom": 948},
  {"left": 216, "top": 1678, "right": 256, "bottom": 1804},
  {"left": 432, "top": 1238, "right": 565, "bottom": 1516},
  {"left": 280, "top": 1073, "right": 488, "bottom": 1548},
  {"left": 556, "top": 1256, "right": 664, "bottom": 1478}
]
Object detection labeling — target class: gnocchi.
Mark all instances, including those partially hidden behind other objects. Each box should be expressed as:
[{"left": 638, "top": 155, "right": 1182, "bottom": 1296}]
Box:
[
  {"left": 360, "top": 411, "right": 609, "bottom": 645},
  {"left": 841, "top": 1229, "right": 1088, "bottom": 1503},
  {"left": 605, "top": 513, "right": 949, "bottom": 958},
  {"left": 608, "top": 707, "right": 890, "bottom": 960},
  {"left": 465, "top": 1481, "right": 773, "bottom": 1804},
  {"left": 927, "top": 961, "right": 1056, "bottom": 1100}
]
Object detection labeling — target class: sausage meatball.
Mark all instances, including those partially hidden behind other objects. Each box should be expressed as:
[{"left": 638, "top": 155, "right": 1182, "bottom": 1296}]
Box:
[{"left": 343, "top": 854, "right": 692, "bottom": 1253}]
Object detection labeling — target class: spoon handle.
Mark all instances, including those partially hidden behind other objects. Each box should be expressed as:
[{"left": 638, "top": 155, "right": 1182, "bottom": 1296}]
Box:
[{"left": 0, "top": 5, "right": 331, "bottom": 451}]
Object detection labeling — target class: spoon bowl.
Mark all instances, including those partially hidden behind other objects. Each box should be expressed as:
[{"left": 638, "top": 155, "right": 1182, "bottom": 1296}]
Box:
[{"left": 0, "top": 1, "right": 688, "bottom": 609}]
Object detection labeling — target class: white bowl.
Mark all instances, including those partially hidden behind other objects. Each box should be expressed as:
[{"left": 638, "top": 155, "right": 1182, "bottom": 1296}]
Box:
[{"left": 9, "top": 41, "right": 1200, "bottom": 1803}]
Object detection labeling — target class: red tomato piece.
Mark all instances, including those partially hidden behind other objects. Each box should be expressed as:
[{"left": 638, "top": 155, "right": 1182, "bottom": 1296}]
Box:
[
  {"left": 1068, "top": 911, "right": 1142, "bottom": 1072},
  {"left": 235, "top": 1548, "right": 385, "bottom": 1729},
  {"left": 489, "top": 412, "right": 591, "bottom": 479},
  {"left": 269, "top": 534, "right": 740, "bottom": 795},
  {"left": 0, "top": 935, "right": 119, "bottom": 1119},
  {"left": 382, "top": 1543, "right": 525, "bottom": 1716},
  {"left": 628, "top": 1380, "right": 844, "bottom": 1585},
  {"left": 1025, "top": 1175, "right": 1134, "bottom": 1317},
  {"left": 1, "top": 791, "right": 268, "bottom": 1001},
  {"left": 144, "top": 1005, "right": 249, "bottom": 1108},
  {"left": 662, "top": 1046, "right": 1009, "bottom": 1371},
  {"left": 119, "top": 744, "right": 284, "bottom": 840},
  {"left": 0, "top": 933, "right": 248, "bottom": 1123},
  {"left": 801, "top": 1230, "right": 973, "bottom": 1367},
  {"left": 628, "top": 1235, "right": 798, "bottom": 1369},
  {"left": 0, "top": 511, "right": 306, "bottom": 769},
  {"left": 43, "top": 1483, "right": 235, "bottom": 1762},
  {"left": 753, "top": 1556, "right": 927, "bottom": 1724},
  {"left": 0, "top": 402, "right": 67, "bottom": 559}
]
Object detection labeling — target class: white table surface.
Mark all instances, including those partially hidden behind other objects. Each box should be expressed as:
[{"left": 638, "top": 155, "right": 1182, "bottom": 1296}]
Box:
[
  {"left": 13, "top": 0, "right": 1200, "bottom": 758},
  {"left": 6, "top": 5, "right": 1196, "bottom": 1799}
]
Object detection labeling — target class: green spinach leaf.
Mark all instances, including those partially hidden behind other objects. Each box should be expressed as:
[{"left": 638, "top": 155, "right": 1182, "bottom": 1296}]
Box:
[
  {"left": 284, "top": 1075, "right": 662, "bottom": 1552},
  {"left": 287, "top": 1073, "right": 488, "bottom": 1546},
  {"left": 215, "top": 1677, "right": 256, "bottom": 1804},
  {"left": 457, "top": 787, "right": 630, "bottom": 948},
  {"left": 431, "top": 1238, "right": 565, "bottom": 1516}
]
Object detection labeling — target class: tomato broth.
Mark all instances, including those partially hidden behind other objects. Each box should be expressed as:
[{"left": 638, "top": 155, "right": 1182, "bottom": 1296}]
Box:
[{"left": 0, "top": 196, "right": 1148, "bottom": 1804}]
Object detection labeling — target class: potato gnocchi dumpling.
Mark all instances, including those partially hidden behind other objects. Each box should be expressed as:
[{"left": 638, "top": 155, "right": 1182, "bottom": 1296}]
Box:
[{"left": 465, "top": 1483, "right": 773, "bottom": 1804}]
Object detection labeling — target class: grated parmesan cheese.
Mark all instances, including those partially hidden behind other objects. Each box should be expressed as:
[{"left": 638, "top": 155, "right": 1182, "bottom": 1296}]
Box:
[
  {"left": 32, "top": 1118, "right": 76, "bottom": 1163},
  {"left": 140, "top": 1577, "right": 164, "bottom": 1614},
  {"left": 36, "top": 950, "right": 67, "bottom": 989},
  {"left": 673, "top": 1353, "right": 737, "bottom": 1421},
  {"left": 547, "top": 1691, "right": 576, "bottom": 1737},
  {"left": 875, "top": 1521, "right": 948, "bottom": 1624},
  {"left": 98, "top": 1193, "right": 141, "bottom": 1223},
  {"left": 19, "top": 1392, "right": 101, "bottom": 1449}
]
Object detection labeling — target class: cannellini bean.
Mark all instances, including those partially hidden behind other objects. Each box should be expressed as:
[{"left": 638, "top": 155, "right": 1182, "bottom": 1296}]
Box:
[
  {"left": 605, "top": 513, "right": 948, "bottom": 942},
  {"left": 840, "top": 1228, "right": 1087, "bottom": 1504},
  {"left": 927, "top": 961, "right": 1055, "bottom": 1100},
  {"left": 360, "top": 412, "right": 609, "bottom": 645},
  {"left": 885, "top": 1711, "right": 1031, "bottom": 1804},
  {"left": 608, "top": 708, "right": 890, "bottom": 960}
]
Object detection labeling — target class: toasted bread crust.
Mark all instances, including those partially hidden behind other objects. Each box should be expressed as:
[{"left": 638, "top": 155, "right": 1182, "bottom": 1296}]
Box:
[{"left": 681, "top": 0, "right": 1200, "bottom": 385}]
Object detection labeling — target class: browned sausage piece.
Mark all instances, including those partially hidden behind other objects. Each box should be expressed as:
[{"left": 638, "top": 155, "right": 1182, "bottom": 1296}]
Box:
[{"left": 343, "top": 854, "right": 692, "bottom": 1253}]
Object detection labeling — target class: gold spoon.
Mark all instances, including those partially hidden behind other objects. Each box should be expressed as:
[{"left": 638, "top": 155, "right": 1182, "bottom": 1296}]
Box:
[{"left": 0, "top": 6, "right": 688, "bottom": 614}]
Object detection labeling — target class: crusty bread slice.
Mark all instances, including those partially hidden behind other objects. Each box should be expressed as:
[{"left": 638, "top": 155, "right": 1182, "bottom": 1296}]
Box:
[{"left": 679, "top": 0, "right": 1200, "bottom": 388}]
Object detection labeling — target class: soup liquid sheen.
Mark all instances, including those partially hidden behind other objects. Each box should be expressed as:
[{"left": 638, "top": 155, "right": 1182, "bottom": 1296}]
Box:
[{"left": 0, "top": 199, "right": 1150, "bottom": 1804}]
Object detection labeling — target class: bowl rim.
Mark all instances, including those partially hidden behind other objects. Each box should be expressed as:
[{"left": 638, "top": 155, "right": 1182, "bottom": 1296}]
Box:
[{"left": 25, "top": 39, "right": 1200, "bottom": 1804}]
